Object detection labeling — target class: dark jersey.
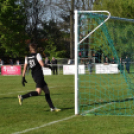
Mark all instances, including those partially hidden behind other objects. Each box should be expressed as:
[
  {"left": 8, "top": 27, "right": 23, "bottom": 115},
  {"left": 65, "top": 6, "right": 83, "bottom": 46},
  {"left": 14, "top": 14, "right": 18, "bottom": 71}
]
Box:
[
  {"left": 26, "top": 53, "right": 43, "bottom": 77},
  {"left": 51, "top": 59, "right": 57, "bottom": 64}
]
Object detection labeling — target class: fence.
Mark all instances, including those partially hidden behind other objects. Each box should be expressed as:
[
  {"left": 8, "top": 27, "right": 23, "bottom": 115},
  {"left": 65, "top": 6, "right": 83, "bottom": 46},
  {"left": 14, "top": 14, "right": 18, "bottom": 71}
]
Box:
[{"left": 0, "top": 62, "right": 134, "bottom": 75}]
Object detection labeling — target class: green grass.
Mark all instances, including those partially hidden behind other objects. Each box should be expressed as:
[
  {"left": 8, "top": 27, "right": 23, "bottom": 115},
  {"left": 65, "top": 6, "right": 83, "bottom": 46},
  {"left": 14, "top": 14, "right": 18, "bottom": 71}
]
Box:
[
  {"left": 79, "top": 72, "right": 134, "bottom": 115},
  {"left": 0, "top": 74, "right": 134, "bottom": 134}
]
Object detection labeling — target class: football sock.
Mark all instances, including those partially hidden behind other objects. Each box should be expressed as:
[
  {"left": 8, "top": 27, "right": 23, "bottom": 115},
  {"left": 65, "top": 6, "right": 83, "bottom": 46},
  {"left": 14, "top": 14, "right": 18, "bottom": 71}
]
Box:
[
  {"left": 45, "top": 94, "right": 55, "bottom": 109},
  {"left": 22, "top": 91, "right": 38, "bottom": 99}
]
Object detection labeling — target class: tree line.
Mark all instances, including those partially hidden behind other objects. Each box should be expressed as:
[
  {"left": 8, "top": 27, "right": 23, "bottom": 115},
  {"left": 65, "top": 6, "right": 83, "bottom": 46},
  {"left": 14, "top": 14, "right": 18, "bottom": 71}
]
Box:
[
  {"left": 93, "top": 0, "right": 134, "bottom": 60},
  {"left": 0, "top": 0, "right": 134, "bottom": 59}
]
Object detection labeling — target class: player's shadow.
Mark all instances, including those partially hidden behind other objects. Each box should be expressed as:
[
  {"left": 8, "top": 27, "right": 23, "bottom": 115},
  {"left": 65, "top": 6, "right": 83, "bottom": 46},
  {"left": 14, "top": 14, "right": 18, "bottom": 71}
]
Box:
[
  {"left": 60, "top": 107, "right": 74, "bottom": 111},
  {"left": 44, "top": 107, "right": 74, "bottom": 112}
]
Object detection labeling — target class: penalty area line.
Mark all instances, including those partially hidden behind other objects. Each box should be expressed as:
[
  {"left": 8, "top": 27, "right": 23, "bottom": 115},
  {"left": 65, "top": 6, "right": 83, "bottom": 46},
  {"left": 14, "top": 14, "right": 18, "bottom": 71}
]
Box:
[{"left": 12, "top": 115, "right": 76, "bottom": 134}]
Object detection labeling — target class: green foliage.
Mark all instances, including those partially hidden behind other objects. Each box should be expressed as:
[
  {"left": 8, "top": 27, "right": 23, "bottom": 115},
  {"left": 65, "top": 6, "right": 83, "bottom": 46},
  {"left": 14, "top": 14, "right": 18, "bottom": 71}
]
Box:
[
  {"left": 40, "top": 21, "right": 69, "bottom": 58},
  {"left": 44, "top": 40, "right": 66, "bottom": 59},
  {"left": 0, "top": 0, "right": 28, "bottom": 57},
  {"left": 0, "top": 1, "right": 70, "bottom": 59},
  {"left": 94, "top": 0, "right": 134, "bottom": 19},
  {"left": 90, "top": 18, "right": 134, "bottom": 59},
  {"left": 92, "top": 0, "right": 134, "bottom": 59},
  {"left": 0, "top": 1, "right": 70, "bottom": 58}
]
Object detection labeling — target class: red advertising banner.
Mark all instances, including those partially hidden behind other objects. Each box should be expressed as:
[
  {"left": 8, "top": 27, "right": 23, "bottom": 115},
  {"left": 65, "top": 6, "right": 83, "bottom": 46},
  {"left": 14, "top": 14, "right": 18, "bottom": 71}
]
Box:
[{"left": 1, "top": 65, "right": 21, "bottom": 76}]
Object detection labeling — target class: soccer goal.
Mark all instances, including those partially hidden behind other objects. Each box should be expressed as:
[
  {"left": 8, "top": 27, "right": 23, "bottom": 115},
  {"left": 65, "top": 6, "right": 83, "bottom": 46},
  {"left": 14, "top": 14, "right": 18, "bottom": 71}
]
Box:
[{"left": 75, "top": 10, "right": 134, "bottom": 116}]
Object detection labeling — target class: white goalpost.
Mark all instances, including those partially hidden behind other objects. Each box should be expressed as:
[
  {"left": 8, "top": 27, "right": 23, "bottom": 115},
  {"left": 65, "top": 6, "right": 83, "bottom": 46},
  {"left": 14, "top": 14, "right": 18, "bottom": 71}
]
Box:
[{"left": 74, "top": 10, "right": 111, "bottom": 115}]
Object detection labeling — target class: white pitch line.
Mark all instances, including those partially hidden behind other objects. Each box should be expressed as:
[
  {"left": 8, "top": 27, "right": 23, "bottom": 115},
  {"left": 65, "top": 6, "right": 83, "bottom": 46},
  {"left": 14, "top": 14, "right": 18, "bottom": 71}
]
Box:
[
  {"left": 12, "top": 115, "right": 76, "bottom": 134},
  {"left": 12, "top": 102, "right": 114, "bottom": 134}
]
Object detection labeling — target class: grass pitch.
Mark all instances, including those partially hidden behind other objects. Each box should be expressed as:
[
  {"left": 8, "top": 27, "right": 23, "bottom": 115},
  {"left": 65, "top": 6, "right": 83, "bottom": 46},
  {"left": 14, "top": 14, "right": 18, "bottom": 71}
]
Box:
[{"left": 0, "top": 74, "right": 134, "bottom": 134}]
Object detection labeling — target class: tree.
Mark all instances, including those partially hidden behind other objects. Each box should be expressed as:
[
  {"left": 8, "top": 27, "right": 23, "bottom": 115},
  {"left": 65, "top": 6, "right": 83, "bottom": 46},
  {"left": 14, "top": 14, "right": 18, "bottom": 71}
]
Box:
[
  {"left": 0, "top": 0, "right": 28, "bottom": 57},
  {"left": 24, "top": 0, "right": 48, "bottom": 44},
  {"left": 93, "top": 0, "right": 134, "bottom": 59},
  {"left": 52, "top": 0, "right": 95, "bottom": 58},
  {"left": 43, "top": 41, "right": 66, "bottom": 60},
  {"left": 40, "top": 20, "right": 69, "bottom": 58},
  {"left": 24, "top": 0, "right": 69, "bottom": 58},
  {"left": 94, "top": 0, "right": 134, "bottom": 19}
]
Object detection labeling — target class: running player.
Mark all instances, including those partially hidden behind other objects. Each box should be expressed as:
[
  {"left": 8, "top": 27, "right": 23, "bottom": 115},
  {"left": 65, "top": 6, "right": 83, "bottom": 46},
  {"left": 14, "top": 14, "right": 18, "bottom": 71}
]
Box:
[{"left": 18, "top": 43, "right": 61, "bottom": 112}]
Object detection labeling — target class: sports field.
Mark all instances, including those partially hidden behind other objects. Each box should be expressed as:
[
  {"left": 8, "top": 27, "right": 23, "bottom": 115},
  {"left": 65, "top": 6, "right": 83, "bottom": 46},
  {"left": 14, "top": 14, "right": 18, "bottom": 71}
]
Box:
[{"left": 1, "top": 74, "right": 134, "bottom": 134}]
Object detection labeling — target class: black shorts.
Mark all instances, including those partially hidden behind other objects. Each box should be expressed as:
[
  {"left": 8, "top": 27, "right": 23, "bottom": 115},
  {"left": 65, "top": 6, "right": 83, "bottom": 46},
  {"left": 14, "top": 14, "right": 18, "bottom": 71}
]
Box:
[{"left": 33, "top": 76, "right": 47, "bottom": 88}]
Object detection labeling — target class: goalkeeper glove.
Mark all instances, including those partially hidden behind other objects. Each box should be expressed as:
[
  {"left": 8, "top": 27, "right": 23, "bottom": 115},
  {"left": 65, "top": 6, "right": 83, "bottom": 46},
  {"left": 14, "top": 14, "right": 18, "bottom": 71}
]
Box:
[{"left": 22, "top": 77, "right": 27, "bottom": 86}]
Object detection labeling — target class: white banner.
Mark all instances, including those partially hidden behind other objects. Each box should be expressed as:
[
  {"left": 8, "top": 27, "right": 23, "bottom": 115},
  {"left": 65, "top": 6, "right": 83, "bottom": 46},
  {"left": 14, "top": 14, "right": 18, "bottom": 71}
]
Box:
[
  {"left": 42, "top": 67, "right": 52, "bottom": 75},
  {"left": 63, "top": 65, "right": 85, "bottom": 75},
  {"left": 95, "top": 64, "right": 120, "bottom": 74}
]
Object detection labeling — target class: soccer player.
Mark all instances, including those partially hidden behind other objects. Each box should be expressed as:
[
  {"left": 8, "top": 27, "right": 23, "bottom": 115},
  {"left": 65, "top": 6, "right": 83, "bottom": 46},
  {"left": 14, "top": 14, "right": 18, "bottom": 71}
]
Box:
[{"left": 18, "top": 43, "right": 61, "bottom": 112}]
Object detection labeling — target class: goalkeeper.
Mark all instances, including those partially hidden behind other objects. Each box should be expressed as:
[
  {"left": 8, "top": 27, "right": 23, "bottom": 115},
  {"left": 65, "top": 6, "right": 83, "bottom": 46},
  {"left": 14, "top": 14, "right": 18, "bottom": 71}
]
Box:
[{"left": 18, "top": 43, "right": 61, "bottom": 112}]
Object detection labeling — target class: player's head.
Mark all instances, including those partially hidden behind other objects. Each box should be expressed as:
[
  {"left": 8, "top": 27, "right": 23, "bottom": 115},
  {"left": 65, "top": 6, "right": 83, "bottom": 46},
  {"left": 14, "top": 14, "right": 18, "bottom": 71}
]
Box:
[{"left": 29, "top": 43, "right": 37, "bottom": 52}]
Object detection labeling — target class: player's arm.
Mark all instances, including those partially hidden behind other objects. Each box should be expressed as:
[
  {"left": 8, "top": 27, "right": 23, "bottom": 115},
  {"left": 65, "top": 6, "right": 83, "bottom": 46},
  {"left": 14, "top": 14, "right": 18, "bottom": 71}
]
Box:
[
  {"left": 22, "top": 63, "right": 28, "bottom": 77},
  {"left": 38, "top": 60, "right": 52, "bottom": 69},
  {"left": 37, "top": 53, "right": 51, "bottom": 69},
  {"left": 22, "top": 57, "right": 28, "bottom": 86}
]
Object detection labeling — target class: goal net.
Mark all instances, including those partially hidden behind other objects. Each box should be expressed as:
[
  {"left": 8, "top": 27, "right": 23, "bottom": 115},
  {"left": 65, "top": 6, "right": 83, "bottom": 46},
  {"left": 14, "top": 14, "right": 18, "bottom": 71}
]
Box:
[{"left": 75, "top": 11, "right": 134, "bottom": 115}]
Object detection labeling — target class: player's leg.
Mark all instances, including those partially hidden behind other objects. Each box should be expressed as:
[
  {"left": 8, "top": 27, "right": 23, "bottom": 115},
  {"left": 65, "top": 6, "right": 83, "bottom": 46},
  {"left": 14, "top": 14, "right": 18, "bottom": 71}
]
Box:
[
  {"left": 43, "top": 85, "right": 61, "bottom": 112},
  {"left": 90, "top": 65, "right": 93, "bottom": 74},
  {"left": 18, "top": 77, "right": 41, "bottom": 105},
  {"left": 43, "top": 85, "right": 54, "bottom": 108},
  {"left": 36, "top": 88, "right": 42, "bottom": 95},
  {"left": 52, "top": 66, "right": 55, "bottom": 75},
  {"left": 126, "top": 65, "right": 129, "bottom": 73},
  {"left": 18, "top": 90, "right": 39, "bottom": 105},
  {"left": 128, "top": 65, "right": 130, "bottom": 73},
  {"left": 56, "top": 66, "right": 58, "bottom": 75}
]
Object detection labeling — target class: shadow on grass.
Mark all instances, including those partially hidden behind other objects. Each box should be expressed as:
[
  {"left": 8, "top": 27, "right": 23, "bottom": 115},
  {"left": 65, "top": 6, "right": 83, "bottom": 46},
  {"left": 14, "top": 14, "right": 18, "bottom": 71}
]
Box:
[
  {"left": 44, "top": 107, "right": 74, "bottom": 112},
  {"left": 82, "top": 97, "right": 134, "bottom": 108},
  {"left": 60, "top": 107, "right": 74, "bottom": 111}
]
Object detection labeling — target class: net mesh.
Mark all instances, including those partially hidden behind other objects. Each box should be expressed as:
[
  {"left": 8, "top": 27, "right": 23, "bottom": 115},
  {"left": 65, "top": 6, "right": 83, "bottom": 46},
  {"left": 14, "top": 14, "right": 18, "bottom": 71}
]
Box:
[{"left": 77, "top": 12, "right": 134, "bottom": 115}]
